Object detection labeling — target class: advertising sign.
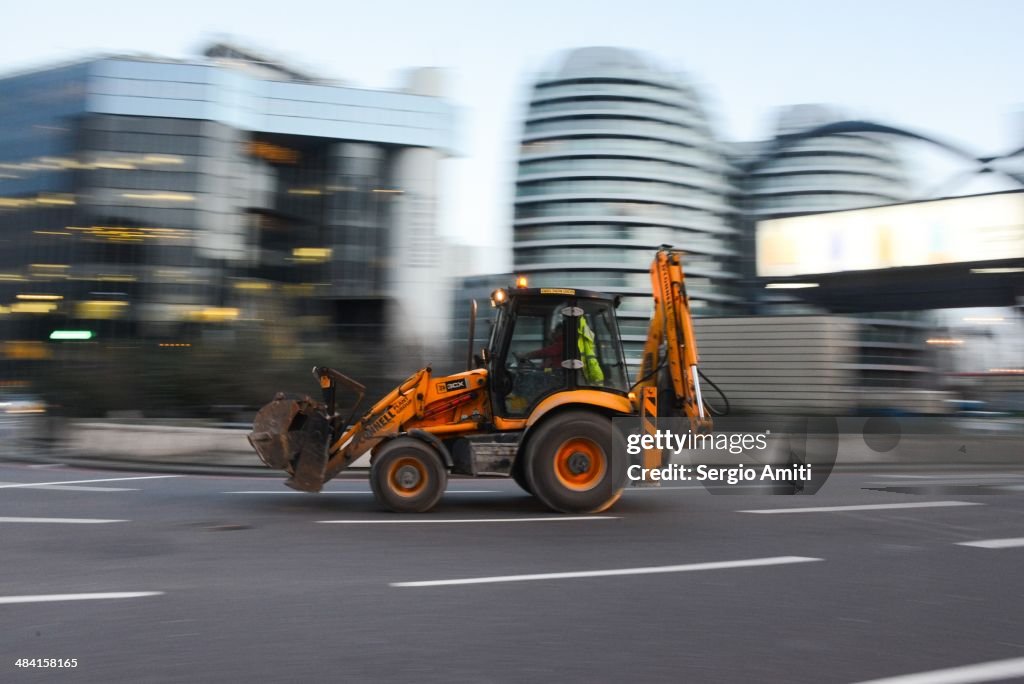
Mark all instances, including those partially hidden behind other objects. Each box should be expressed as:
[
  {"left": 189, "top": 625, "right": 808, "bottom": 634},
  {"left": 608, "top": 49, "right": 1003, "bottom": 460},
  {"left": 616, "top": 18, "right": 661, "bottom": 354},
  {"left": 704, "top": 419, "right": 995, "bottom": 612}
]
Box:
[{"left": 756, "top": 191, "right": 1024, "bottom": 277}]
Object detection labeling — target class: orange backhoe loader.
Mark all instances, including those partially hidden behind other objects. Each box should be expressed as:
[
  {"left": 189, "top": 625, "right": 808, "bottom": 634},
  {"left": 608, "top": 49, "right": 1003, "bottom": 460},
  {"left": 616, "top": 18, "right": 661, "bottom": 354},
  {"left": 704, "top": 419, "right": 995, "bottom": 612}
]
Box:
[{"left": 248, "top": 249, "right": 714, "bottom": 513}]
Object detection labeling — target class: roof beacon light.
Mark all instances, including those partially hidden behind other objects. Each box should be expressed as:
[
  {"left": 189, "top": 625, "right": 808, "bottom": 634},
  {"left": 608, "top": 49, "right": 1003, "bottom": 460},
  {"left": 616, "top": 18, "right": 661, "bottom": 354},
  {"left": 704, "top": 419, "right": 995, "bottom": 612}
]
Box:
[{"left": 515, "top": 275, "right": 528, "bottom": 289}]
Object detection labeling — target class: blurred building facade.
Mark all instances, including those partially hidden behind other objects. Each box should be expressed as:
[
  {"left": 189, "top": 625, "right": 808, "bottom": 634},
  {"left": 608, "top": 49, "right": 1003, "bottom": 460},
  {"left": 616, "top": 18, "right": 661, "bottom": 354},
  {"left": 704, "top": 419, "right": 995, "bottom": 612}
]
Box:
[
  {"left": 731, "top": 105, "right": 938, "bottom": 391},
  {"left": 735, "top": 104, "right": 911, "bottom": 221},
  {"left": 503, "top": 50, "right": 941, "bottom": 395},
  {"left": 0, "top": 44, "right": 457, "bottom": 393},
  {"left": 511, "top": 47, "right": 743, "bottom": 367},
  {"left": 4, "top": 42, "right": 1016, "bottom": 417}
]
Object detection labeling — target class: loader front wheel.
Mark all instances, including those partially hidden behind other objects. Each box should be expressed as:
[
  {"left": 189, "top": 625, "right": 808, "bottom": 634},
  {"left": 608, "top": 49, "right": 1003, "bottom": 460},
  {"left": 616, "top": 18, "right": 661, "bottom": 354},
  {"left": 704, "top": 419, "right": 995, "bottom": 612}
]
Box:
[
  {"left": 370, "top": 438, "right": 447, "bottom": 513},
  {"left": 524, "top": 410, "right": 626, "bottom": 514}
]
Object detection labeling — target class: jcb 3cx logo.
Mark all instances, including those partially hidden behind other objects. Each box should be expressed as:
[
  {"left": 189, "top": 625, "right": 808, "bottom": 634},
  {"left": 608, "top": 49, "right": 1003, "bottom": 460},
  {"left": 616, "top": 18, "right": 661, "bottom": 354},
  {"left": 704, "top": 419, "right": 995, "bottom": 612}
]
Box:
[{"left": 435, "top": 378, "right": 468, "bottom": 394}]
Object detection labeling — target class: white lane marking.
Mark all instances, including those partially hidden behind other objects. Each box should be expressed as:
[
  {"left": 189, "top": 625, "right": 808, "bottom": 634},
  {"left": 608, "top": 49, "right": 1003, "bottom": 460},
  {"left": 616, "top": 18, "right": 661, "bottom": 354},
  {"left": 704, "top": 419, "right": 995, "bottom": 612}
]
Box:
[
  {"left": 226, "top": 490, "right": 499, "bottom": 495},
  {"left": 738, "top": 501, "right": 983, "bottom": 514},
  {"left": 956, "top": 537, "right": 1024, "bottom": 549},
  {"left": 627, "top": 485, "right": 706, "bottom": 491},
  {"left": 627, "top": 484, "right": 769, "bottom": 491},
  {"left": 0, "top": 475, "right": 181, "bottom": 489},
  {"left": 0, "top": 591, "right": 163, "bottom": 605},
  {"left": 850, "top": 656, "right": 1024, "bottom": 684},
  {"left": 26, "top": 463, "right": 66, "bottom": 469},
  {"left": 869, "top": 474, "right": 959, "bottom": 479},
  {"left": 319, "top": 516, "right": 619, "bottom": 524},
  {"left": 0, "top": 517, "right": 125, "bottom": 524},
  {"left": 0, "top": 481, "right": 136, "bottom": 492},
  {"left": 867, "top": 474, "right": 1024, "bottom": 482},
  {"left": 34, "top": 486, "right": 138, "bottom": 492},
  {"left": 391, "top": 555, "right": 823, "bottom": 587},
  {"left": 863, "top": 480, "right": 990, "bottom": 485}
]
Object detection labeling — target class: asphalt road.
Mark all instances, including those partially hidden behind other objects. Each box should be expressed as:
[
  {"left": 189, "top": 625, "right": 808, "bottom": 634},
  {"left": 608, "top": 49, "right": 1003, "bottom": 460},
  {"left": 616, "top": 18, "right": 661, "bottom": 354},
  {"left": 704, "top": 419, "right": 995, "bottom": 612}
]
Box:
[{"left": 1, "top": 462, "right": 1023, "bottom": 683}]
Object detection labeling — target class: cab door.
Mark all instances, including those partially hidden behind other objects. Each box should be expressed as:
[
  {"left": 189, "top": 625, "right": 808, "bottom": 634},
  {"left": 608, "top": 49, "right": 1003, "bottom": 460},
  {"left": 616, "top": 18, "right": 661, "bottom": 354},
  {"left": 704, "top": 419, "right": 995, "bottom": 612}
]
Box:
[{"left": 490, "top": 296, "right": 571, "bottom": 418}]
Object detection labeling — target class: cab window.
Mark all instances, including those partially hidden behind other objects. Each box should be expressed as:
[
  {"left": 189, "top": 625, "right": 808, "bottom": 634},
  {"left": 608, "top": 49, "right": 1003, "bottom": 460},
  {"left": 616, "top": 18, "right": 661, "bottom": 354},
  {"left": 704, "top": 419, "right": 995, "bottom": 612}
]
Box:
[
  {"left": 574, "top": 300, "right": 628, "bottom": 393},
  {"left": 500, "top": 300, "right": 569, "bottom": 416}
]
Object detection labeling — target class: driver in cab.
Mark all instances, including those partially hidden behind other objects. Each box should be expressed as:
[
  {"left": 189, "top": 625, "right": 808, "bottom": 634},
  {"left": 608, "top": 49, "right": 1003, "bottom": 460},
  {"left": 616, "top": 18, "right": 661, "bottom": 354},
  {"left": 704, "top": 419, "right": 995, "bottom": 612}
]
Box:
[{"left": 520, "top": 321, "right": 564, "bottom": 369}]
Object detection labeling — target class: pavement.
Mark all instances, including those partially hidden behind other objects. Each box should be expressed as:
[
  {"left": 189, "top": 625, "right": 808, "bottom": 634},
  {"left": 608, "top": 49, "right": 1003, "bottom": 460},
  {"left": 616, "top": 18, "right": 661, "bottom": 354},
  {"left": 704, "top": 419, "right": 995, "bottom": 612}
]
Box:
[{"left": 1, "top": 461, "right": 1023, "bottom": 682}]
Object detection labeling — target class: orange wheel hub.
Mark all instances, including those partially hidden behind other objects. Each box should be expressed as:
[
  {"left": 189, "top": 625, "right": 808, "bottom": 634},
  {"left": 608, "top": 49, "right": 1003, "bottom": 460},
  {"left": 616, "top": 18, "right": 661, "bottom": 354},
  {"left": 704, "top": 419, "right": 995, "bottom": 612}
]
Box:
[
  {"left": 553, "top": 438, "right": 606, "bottom": 492},
  {"left": 387, "top": 456, "right": 428, "bottom": 497}
]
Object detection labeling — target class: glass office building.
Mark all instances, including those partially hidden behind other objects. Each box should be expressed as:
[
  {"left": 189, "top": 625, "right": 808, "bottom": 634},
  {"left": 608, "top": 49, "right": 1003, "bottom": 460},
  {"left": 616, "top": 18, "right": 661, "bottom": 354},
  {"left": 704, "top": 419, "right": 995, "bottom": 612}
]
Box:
[
  {"left": 740, "top": 104, "right": 910, "bottom": 220},
  {"left": 512, "top": 47, "right": 743, "bottom": 367},
  {"left": 0, "top": 45, "right": 456, "bottom": 374},
  {"left": 733, "top": 105, "right": 930, "bottom": 390}
]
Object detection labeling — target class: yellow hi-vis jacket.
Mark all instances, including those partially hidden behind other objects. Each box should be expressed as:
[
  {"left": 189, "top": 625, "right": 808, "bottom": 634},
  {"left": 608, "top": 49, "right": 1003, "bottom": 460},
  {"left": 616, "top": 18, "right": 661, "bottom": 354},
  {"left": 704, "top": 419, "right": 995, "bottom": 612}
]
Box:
[{"left": 577, "top": 315, "right": 604, "bottom": 384}]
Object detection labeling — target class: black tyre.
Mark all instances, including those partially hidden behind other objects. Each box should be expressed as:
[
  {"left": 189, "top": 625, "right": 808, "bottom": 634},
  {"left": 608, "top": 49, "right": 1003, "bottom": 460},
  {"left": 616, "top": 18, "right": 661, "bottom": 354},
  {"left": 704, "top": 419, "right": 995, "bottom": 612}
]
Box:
[
  {"left": 523, "top": 410, "right": 626, "bottom": 513},
  {"left": 511, "top": 457, "right": 533, "bottom": 495},
  {"left": 370, "top": 438, "right": 448, "bottom": 513}
]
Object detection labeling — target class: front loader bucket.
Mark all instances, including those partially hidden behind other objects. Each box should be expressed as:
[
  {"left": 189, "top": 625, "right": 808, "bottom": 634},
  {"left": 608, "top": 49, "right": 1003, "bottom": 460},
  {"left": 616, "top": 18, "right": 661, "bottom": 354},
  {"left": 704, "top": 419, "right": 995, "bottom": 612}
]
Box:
[{"left": 248, "top": 393, "right": 331, "bottom": 493}]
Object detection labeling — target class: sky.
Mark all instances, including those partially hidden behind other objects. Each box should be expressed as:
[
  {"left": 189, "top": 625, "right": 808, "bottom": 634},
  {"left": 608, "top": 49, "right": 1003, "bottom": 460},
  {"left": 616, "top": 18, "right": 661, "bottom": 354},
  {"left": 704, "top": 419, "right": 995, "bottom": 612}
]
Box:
[{"left": 3, "top": 0, "right": 1023, "bottom": 272}]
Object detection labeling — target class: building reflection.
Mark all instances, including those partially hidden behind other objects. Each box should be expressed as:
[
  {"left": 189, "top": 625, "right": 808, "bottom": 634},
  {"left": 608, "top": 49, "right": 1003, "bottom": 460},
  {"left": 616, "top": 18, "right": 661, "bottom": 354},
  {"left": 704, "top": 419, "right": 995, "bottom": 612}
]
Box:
[{"left": 0, "top": 43, "right": 456, "bottom": 416}]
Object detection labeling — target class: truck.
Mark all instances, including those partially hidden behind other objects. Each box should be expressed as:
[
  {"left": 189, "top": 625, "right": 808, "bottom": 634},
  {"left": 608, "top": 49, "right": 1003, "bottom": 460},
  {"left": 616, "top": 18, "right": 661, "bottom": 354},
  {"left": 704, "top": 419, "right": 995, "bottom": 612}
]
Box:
[{"left": 248, "top": 248, "right": 712, "bottom": 513}]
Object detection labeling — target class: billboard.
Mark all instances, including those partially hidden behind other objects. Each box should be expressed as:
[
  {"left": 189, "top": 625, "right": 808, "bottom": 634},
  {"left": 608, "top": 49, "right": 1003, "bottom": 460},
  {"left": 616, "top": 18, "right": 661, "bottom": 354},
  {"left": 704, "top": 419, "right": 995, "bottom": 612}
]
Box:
[{"left": 756, "top": 191, "right": 1024, "bottom": 278}]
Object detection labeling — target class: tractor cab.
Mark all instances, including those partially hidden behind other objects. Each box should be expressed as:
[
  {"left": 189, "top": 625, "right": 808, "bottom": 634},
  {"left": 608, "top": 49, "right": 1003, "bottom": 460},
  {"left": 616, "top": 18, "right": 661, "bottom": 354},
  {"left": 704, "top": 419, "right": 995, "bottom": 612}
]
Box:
[{"left": 486, "top": 285, "right": 629, "bottom": 418}]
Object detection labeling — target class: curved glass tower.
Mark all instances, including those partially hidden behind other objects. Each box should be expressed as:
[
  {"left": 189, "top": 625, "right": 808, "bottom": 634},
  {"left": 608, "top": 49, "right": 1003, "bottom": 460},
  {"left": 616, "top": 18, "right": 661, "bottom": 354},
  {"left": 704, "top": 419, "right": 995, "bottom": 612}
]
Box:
[
  {"left": 743, "top": 104, "right": 910, "bottom": 220},
  {"left": 512, "top": 47, "right": 742, "bottom": 368},
  {"left": 740, "top": 105, "right": 926, "bottom": 390}
]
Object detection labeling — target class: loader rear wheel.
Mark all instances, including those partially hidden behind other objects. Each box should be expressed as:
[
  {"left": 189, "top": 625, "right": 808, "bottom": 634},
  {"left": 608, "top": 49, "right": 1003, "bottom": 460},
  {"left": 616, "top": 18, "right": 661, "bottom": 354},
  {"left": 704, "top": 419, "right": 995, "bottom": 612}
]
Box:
[
  {"left": 370, "top": 438, "right": 447, "bottom": 513},
  {"left": 524, "top": 410, "right": 626, "bottom": 514},
  {"left": 511, "top": 457, "right": 533, "bottom": 496}
]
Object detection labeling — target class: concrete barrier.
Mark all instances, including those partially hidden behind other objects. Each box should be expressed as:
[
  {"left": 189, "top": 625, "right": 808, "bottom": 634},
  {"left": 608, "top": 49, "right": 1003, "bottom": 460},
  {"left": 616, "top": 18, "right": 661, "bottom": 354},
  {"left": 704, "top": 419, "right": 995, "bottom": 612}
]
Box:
[
  {"left": 65, "top": 422, "right": 258, "bottom": 467},
  {"left": 59, "top": 421, "right": 373, "bottom": 470}
]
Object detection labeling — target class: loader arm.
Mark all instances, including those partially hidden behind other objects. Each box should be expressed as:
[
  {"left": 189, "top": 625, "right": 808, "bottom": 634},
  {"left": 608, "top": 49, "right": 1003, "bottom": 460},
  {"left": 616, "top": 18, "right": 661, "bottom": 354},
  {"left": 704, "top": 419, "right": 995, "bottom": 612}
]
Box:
[
  {"left": 635, "top": 249, "right": 712, "bottom": 432},
  {"left": 321, "top": 368, "right": 430, "bottom": 481},
  {"left": 248, "top": 368, "right": 430, "bottom": 492}
]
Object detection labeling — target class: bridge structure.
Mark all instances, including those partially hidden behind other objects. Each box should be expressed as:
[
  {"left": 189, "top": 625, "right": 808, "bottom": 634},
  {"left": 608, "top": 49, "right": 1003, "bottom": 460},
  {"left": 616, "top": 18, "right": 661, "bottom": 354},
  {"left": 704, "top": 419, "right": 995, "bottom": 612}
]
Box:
[{"left": 746, "top": 121, "right": 1024, "bottom": 312}]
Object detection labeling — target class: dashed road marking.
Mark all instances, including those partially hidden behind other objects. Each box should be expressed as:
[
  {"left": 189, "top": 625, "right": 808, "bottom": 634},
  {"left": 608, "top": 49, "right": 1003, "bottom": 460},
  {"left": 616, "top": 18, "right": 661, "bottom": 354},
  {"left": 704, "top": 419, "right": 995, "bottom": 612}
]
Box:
[
  {"left": 738, "top": 501, "right": 982, "bottom": 514},
  {"left": 850, "top": 655, "right": 1024, "bottom": 684},
  {"left": 0, "top": 481, "right": 136, "bottom": 492},
  {"left": 0, "top": 517, "right": 125, "bottom": 524},
  {"left": 866, "top": 476, "right": 1024, "bottom": 486},
  {"left": 0, "top": 475, "right": 181, "bottom": 489},
  {"left": 864, "top": 474, "right": 932, "bottom": 479},
  {"left": 864, "top": 473, "right": 1024, "bottom": 481},
  {"left": 226, "top": 490, "right": 499, "bottom": 495},
  {"left": 627, "top": 484, "right": 770, "bottom": 491},
  {"left": 956, "top": 537, "right": 1024, "bottom": 549},
  {"left": 391, "top": 555, "right": 823, "bottom": 587},
  {"left": 319, "top": 516, "right": 619, "bottom": 524},
  {"left": 0, "top": 591, "right": 163, "bottom": 605},
  {"left": 626, "top": 485, "right": 706, "bottom": 490}
]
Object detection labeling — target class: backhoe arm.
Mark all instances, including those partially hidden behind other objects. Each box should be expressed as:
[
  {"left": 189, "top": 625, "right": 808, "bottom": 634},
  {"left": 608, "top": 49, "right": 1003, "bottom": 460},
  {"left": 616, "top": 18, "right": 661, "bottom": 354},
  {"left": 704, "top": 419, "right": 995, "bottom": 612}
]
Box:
[{"left": 636, "top": 249, "right": 712, "bottom": 432}]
